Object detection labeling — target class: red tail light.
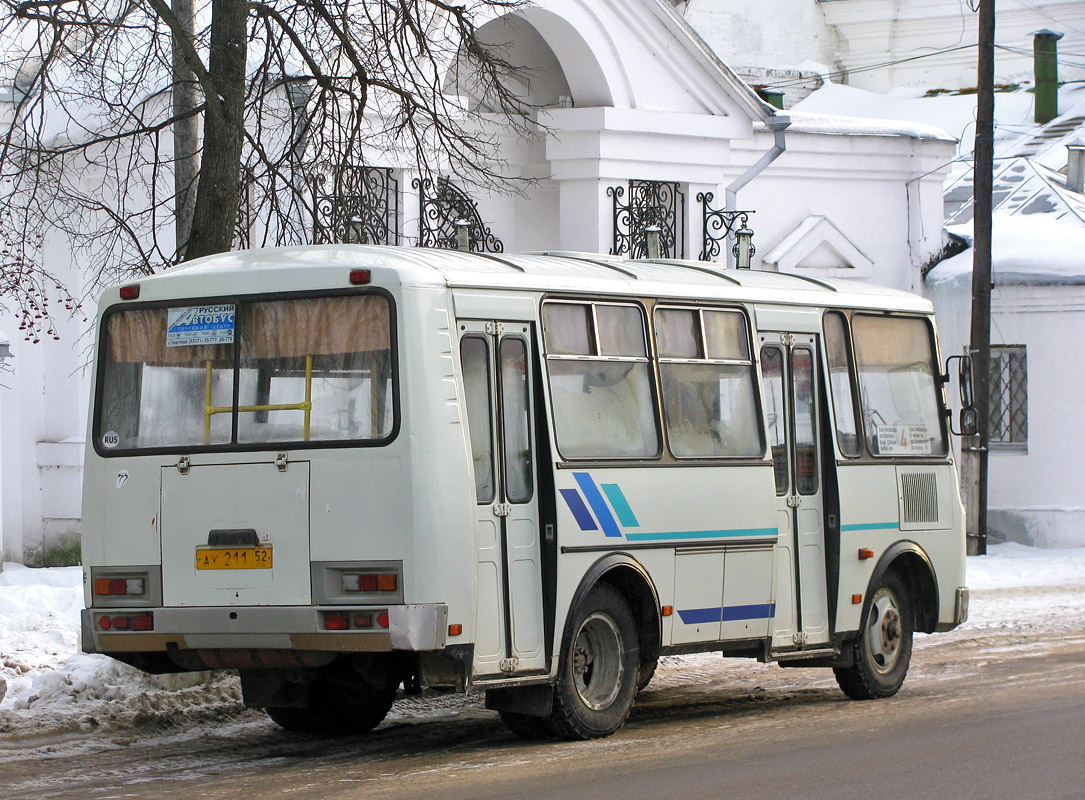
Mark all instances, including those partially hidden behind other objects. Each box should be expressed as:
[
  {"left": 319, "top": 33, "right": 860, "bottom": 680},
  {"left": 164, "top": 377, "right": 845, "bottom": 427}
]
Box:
[
  {"left": 323, "top": 613, "right": 349, "bottom": 631},
  {"left": 119, "top": 285, "right": 140, "bottom": 299}
]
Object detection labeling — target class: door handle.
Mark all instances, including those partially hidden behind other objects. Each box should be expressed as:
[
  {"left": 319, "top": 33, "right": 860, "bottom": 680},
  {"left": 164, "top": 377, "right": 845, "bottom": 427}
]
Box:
[{"left": 787, "top": 496, "right": 801, "bottom": 508}]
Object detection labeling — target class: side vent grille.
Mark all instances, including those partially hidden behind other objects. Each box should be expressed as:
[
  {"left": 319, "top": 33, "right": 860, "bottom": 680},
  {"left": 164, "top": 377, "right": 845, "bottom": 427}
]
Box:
[{"left": 901, "top": 472, "right": 939, "bottom": 524}]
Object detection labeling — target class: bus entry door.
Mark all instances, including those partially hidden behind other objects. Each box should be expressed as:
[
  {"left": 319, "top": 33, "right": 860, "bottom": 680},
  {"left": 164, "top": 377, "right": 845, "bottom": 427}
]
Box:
[
  {"left": 760, "top": 332, "right": 830, "bottom": 650},
  {"left": 459, "top": 321, "right": 546, "bottom": 677}
]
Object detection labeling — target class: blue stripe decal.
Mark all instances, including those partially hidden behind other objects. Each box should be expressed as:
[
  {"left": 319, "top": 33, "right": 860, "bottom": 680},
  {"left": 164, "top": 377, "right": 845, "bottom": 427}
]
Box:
[
  {"left": 601, "top": 483, "right": 640, "bottom": 528},
  {"left": 559, "top": 489, "right": 598, "bottom": 531},
  {"left": 626, "top": 527, "right": 778, "bottom": 542},
  {"left": 573, "top": 473, "right": 623, "bottom": 538},
  {"left": 722, "top": 603, "right": 776, "bottom": 621},
  {"left": 677, "top": 603, "right": 777, "bottom": 625},
  {"left": 677, "top": 607, "right": 721, "bottom": 625},
  {"left": 840, "top": 522, "right": 899, "bottom": 532}
]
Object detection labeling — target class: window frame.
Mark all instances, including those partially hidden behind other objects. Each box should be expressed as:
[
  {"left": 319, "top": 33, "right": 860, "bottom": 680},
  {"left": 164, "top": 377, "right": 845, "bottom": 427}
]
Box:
[
  {"left": 988, "top": 344, "right": 1028, "bottom": 453},
  {"left": 92, "top": 287, "right": 400, "bottom": 458},
  {"left": 541, "top": 298, "right": 662, "bottom": 462},
  {"left": 653, "top": 304, "right": 766, "bottom": 461},
  {"left": 822, "top": 309, "right": 863, "bottom": 459}
]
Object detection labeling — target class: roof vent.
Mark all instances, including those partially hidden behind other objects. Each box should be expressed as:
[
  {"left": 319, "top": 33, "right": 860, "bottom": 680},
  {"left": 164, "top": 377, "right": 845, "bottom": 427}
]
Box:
[{"left": 1067, "top": 142, "right": 1085, "bottom": 194}]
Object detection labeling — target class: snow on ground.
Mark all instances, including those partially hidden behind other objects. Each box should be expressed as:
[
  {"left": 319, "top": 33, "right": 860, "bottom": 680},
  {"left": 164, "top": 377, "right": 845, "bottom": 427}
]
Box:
[{"left": 1, "top": 543, "right": 1083, "bottom": 744}]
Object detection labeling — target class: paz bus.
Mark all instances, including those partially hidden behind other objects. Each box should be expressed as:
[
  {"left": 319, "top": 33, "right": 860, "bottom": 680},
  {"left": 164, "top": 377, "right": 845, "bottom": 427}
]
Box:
[{"left": 80, "top": 245, "right": 972, "bottom": 740}]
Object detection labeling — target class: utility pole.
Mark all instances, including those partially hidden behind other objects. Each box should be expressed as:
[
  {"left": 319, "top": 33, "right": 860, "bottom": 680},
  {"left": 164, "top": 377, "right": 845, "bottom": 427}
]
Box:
[
  {"left": 963, "top": 0, "right": 994, "bottom": 556},
  {"left": 172, "top": 0, "right": 198, "bottom": 262}
]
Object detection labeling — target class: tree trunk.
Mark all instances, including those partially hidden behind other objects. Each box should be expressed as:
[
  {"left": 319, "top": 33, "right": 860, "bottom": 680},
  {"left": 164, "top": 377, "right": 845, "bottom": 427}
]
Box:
[
  {"left": 185, "top": 0, "right": 247, "bottom": 262},
  {"left": 172, "top": 0, "right": 199, "bottom": 261}
]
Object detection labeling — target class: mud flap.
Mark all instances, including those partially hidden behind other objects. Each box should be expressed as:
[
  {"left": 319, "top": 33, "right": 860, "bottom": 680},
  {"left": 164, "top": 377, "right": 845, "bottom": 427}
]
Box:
[{"left": 485, "top": 684, "right": 555, "bottom": 717}]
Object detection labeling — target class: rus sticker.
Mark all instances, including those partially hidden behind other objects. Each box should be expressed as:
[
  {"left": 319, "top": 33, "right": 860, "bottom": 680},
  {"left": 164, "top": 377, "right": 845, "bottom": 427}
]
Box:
[
  {"left": 166, "top": 304, "right": 236, "bottom": 347},
  {"left": 102, "top": 430, "right": 120, "bottom": 448}
]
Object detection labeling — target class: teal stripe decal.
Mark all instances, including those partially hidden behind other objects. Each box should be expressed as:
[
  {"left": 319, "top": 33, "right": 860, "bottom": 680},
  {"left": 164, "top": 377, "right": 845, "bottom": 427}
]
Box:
[
  {"left": 625, "top": 527, "right": 778, "bottom": 542},
  {"left": 840, "top": 522, "right": 899, "bottom": 532},
  {"left": 601, "top": 483, "right": 640, "bottom": 528}
]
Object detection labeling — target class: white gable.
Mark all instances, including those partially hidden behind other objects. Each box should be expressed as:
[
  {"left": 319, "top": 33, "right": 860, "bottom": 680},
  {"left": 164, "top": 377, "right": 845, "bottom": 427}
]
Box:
[{"left": 762, "top": 215, "right": 874, "bottom": 278}]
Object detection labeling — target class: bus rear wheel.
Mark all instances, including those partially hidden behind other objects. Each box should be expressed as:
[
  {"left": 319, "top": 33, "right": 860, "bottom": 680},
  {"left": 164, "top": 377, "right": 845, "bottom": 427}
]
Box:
[
  {"left": 267, "top": 679, "right": 396, "bottom": 735},
  {"left": 834, "top": 571, "right": 913, "bottom": 700},
  {"left": 546, "top": 584, "right": 639, "bottom": 740}
]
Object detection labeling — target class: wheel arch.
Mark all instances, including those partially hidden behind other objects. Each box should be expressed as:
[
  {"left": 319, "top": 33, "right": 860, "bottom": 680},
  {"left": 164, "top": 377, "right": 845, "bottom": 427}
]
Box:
[
  {"left": 866, "top": 541, "right": 939, "bottom": 634},
  {"left": 564, "top": 553, "right": 661, "bottom": 673}
]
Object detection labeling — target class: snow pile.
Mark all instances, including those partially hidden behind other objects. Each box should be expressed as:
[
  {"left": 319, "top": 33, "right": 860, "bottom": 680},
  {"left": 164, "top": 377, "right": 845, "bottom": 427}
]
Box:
[
  {"left": 0, "top": 564, "right": 248, "bottom": 741},
  {"left": 926, "top": 212, "right": 1085, "bottom": 285},
  {"left": 966, "top": 542, "right": 1085, "bottom": 590}
]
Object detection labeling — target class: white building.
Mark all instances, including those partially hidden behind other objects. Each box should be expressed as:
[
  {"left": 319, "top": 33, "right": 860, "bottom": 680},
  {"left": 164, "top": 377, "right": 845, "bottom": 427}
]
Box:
[
  {"left": 686, "top": 0, "right": 1085, "bottom": 96},
  {"left": 0, "top": 0, "right": 954, "bottom": 565}
]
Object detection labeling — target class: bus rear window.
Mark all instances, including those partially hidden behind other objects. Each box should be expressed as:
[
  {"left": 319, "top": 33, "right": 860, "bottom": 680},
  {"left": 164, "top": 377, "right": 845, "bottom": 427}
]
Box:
[
  {"left": 96, "top": 294, "right": 394, "bottom": 452},
  {"left": 852, "top": 314, "right": 946, "bottom": 457}
]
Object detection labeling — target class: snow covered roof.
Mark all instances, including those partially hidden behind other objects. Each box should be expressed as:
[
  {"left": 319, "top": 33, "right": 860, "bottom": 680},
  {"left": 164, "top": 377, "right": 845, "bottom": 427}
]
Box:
[
  {"left": 785, "top": 110, "right": 954, "bottom": 141},
  {"left": 926, "top": 211, "right": 1085, "bottom": 286},
  {"left": 944, "top": 157, "right": 1085, "bottom": 226}
]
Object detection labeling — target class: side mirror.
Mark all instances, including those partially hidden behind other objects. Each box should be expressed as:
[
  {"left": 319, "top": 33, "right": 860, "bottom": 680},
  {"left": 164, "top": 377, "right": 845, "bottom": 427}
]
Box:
[
  {"left": 944, "top": 354, "right": 975, "bottom": 408},
  {"left": 957, "top": 355, "right": 974, "bottom": 408},
  {"left": 958, "top": 407, "right": 978, "bottom": 437}
]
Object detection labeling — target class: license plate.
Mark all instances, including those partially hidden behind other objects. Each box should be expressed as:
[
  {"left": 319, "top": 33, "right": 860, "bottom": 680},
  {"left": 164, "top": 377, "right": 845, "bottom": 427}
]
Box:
[{"left": 195, "top": 547, "right": 273, "bottom": 570}]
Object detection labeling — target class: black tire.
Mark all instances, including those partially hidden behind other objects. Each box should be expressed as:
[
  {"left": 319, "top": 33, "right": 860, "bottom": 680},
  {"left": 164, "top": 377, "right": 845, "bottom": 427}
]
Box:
[
  {"left": 546, "top": 584, "right": 639, "bottom": 740},
  {"left": 834, "top": 570, "right": 914, "bottom": 700},
  {"left": 636, "top": 658, "right": 658, "bottom": 693},
  {"left": 267, "top": 679, "right": 396, "bottom": 735},
  {"left": 499, "top": 711, "right": 554, "bottom": 740}
]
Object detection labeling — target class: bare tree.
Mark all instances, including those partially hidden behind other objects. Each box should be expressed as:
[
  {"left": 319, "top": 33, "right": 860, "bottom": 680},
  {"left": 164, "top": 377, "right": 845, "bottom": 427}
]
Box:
[{"left": 0, "top": 0, "right": 535, "bottom": 341}]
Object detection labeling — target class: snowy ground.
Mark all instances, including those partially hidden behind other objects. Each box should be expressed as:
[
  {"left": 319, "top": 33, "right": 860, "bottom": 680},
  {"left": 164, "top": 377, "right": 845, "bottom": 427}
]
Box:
[{"left": 1, "top": 542, "right": 1083, "bottom": 747}]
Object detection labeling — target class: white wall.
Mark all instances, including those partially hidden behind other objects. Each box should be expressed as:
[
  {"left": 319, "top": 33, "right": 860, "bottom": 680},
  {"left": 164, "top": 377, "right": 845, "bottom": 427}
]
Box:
[
  {"left": 822, "top": 0, "right": 1085, "bottom": 92},
  {"left": 684, "top": 0, "right": 836, "bottom": 70},
  {"left": 928, "top": 277, "right": 1085, "bottom": 548}
]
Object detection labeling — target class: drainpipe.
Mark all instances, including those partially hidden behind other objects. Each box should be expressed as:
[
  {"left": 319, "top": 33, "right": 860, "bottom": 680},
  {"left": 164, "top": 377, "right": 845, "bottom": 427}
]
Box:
[
  {"left": 726, "top": 114, "right": 791, "bottom": 268},
  {"left": 1033, "top": 29, "right": 1063, "bottom": 124}
]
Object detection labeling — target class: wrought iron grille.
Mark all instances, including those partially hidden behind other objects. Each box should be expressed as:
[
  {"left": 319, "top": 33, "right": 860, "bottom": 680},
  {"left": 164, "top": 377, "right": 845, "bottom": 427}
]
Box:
[
  {"left": 697, "top": 192, "right": 755, "bottom": 263},
  {"left": 989, "top": 345, "right": 1028, "bottom": 449},
  {"left": 608, "top": 180, "right": 685, "bottom": 259},
  {"left": 413, "top": 177, "right": 503, "bottom": 252},
  {"left": 312, "top": 166, "right": 399, "bottom": 245}
]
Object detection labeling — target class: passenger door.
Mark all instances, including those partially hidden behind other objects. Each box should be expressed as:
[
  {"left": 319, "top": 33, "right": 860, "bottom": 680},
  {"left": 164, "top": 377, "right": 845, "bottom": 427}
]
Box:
[
  {"left": 459, "top": 321, "right": 546, "bottom": 677},
  {"left": 759, "top": 333, "right": 830, "bottom": 650}
]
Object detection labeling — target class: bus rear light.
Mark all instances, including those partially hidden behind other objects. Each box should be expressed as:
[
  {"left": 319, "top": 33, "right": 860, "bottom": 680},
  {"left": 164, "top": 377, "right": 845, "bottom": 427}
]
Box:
[
  {"left": 349, "top": 269, "right": 371, "bottom": 285},
  {"left": 119, "top": 284, "right": 140, "bottom": 300},
  {"left": 353, "top": 614, "right": 374, "bottom": 628},
  {"left": 94, "top": 577, "right": 146, "bottom": 596},
  {"left": 377, "top": 612, "right": 389, "bottom": 629},
  {"left": 97, "top": 613, "right": 153, "bottom": 631},
  {"left": 323, "top": 613, "right": 350, "bottom": 630},
  {"left": 341, "top": 573, "right": 398, "bottom": 593}
]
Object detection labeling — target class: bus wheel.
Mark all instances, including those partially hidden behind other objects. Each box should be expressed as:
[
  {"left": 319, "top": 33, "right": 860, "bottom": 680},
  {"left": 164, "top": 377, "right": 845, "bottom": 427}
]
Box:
[
  {"left": 267, "top": 680, "right": 396, "bottom": 735},
  {"left": 834, "top": 571, "right": 913, "bottom": 700},
  {"left": 547, "top": 584, "right": 639, "bottom": 740}
]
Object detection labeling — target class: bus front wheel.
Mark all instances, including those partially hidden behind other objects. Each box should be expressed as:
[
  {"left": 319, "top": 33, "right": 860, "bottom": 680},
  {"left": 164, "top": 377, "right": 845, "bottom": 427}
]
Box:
[
  {"left": 546, "top": 584, "right": 639, "bottom": 740},
  {"left": 834, "top": 571, "right": 913, "bottom": 700}
]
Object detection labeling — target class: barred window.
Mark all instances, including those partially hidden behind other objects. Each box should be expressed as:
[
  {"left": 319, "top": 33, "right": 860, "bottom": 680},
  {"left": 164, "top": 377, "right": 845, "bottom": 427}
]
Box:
[{"left": 989, "top": 345, "right": 1027, "bottom": 450}]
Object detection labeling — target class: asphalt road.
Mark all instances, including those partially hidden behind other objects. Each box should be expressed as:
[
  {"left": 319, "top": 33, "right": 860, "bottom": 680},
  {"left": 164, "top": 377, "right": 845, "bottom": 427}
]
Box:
[{"left": 1, "top": 612, "right": 1083, "bottom": 800}]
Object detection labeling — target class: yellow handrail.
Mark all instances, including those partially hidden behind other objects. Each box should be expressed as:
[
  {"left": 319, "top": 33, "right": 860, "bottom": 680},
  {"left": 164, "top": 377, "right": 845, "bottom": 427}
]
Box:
[{"left": 202, "top": 356, "right": 315, "bottom": 442}]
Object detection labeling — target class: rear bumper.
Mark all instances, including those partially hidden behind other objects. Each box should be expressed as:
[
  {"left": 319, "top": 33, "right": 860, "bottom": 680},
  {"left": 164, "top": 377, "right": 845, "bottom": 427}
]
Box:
[{"left": 82, "top": 603, "right": 448, "bottom": 655}]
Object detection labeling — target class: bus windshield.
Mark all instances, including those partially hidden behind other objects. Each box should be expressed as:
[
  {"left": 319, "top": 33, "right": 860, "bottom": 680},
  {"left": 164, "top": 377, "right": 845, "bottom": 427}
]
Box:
[{"left": 96, "top": 293, "right": 395, "bottom": 453}]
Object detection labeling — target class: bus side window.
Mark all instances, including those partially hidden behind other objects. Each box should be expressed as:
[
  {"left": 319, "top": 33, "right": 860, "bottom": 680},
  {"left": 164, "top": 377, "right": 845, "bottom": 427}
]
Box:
[
  {"left": 654, "top": 307, "right": 762, "bottom": 459},
  {"left": 542, "top": 301, "right": 659, "bottom": 460},
  {"left": 823, "top": 311, "right": 862, "bottom": 457}
]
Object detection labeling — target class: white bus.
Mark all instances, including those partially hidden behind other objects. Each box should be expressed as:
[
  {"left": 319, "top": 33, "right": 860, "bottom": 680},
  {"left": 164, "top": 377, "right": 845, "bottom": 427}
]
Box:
[{"left": 80, "top": 245, "right": 971, "bottom": 740}]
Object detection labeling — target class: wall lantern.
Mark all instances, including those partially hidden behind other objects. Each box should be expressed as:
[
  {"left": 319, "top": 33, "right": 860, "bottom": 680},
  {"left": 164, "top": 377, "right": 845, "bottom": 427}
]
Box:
[
  {"left": 733, "top": 225, "right": 755, "bottom": 270},
  {"left": 454, "top": 219, "right": 471, "bottom": 252}
]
